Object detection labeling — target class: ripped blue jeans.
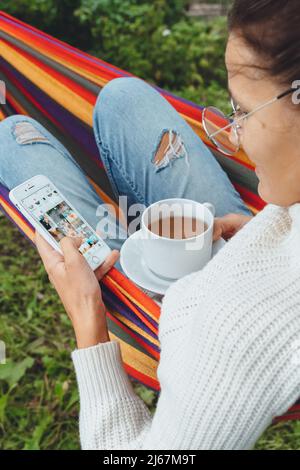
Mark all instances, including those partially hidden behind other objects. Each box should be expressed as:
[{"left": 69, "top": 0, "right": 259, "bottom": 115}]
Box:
[{"left": 0, "top": 77, "right": 252, "bottom": 272}]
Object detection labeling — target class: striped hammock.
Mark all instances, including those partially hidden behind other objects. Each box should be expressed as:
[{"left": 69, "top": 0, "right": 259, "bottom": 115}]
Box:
[{"left": 0, "top": 10, "right": 299, "bottom": 424}]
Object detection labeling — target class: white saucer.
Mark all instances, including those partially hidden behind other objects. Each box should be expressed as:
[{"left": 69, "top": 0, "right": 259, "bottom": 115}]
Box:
[{"left": 120, "top": 229, "right": 226, "bottom": 296}]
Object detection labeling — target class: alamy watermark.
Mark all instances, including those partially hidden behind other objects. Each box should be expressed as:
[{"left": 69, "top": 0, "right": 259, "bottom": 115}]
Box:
[
  {"left": 0, "top": 80, "right": 6, "bottom": 105},
  {"left": 292, "top": 81, "right": 300, "bottom": 104},
  {"left": 94, "top": 197, "right": 209, "bottom": 250}
]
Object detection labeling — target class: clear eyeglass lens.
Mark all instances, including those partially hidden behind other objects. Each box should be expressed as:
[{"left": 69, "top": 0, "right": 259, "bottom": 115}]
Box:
[{"left": 202, "top": 106, "right": 240, "bottom": 156}]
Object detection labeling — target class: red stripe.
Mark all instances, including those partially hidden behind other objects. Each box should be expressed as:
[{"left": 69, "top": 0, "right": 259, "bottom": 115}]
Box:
[
  {"left": 290, "top": 404, "right": 300, "bottom": 411},
  {"left": 124, "top": 362, "right": 160, "bottom": 391},
  {"left": 107, "top": 267, "right": 161, "bottom": 321},
  {"left": 166, "top": 94, "right": 202, "bottom": 123},
  {"left": 273, "top": 412, "right": 300, "bottom": 423},
  {"left": 232, "top": 182, "right": 267, "bottom": 212}
]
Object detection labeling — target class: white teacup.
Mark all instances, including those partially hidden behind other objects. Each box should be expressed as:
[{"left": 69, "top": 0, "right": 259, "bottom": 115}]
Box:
[{"left": 140, "top": 198, "right": 215, "bottom": 280}]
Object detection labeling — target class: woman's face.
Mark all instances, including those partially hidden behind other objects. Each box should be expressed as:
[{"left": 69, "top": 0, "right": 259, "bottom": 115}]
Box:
[{"left": 225, "top": 32, "right": 300, "bottom": 207}]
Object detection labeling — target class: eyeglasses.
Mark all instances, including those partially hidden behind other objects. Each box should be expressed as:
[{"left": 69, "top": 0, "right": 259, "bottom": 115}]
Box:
[{"left": 202, "top": 87, "right": 296, "bottom": 156}]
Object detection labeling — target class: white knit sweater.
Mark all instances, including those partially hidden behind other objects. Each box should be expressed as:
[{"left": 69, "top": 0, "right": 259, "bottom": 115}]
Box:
[{"left": 72, "top": 202, "right": 300, "bottom": 450}]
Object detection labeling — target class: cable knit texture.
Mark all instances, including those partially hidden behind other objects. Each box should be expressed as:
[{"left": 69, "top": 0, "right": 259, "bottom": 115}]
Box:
[{"left": 71, "top": 202, "right": 300, "bottom": 449}]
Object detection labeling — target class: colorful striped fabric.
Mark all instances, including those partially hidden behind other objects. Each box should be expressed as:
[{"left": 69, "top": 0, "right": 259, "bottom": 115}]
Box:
[{"left": 0, "top": 11, "right": 299, "bottom": 423}]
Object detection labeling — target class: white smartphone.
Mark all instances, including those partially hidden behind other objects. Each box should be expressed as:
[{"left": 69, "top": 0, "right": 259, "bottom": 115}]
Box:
[{"left": 9, "top": 175, "right": 111, "bottom": 271}]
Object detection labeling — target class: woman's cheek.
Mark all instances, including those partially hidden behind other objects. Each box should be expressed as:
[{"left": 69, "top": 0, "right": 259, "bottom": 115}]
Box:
[
  {"left": 240, "top": 133, "right": 259, "bottom": 165},
  {"left": 241, "top": 120, "right": 271, "bottom": 166}
]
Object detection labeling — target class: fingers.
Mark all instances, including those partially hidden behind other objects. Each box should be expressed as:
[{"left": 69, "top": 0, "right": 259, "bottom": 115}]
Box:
[
  {"left": 213, "top": 215, "right": 236, "bottom": 241},
  {"left": 59, "top": 237, "right": 118, "bottom": 279},
  {"left": 213, "top": 218, "right": 223, "bottom": 241},
  {"left": 35, "top": 231, "right": 63, "bottom": 271},
  {"left": 95, "top": 250, "right": 120, "bottom": 281},
  {"left": 212, "top": 213, "right": 252, "bottom": 242},
  {"left": 59, "top": 236, "right": 84, "bottom": 269}
]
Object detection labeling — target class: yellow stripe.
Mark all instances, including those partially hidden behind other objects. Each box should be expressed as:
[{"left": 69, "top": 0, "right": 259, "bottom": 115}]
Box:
[
  {"left": 113, "top": 311, "right": 160, "bottom": 348},
  {"left": 245, "top": 202, "right": 259, "bottom": 215},
  {"left": 0, "top": 41, "right": 93, "bottom": 126},
  {"left": 109, "top": 333, "right": 158, "bottom": 381}
]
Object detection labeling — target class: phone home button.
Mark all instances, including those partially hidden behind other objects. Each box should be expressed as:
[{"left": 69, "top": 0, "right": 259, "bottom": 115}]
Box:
[{"left": 92, "top": 255, "right": 100, "bottom": 264}]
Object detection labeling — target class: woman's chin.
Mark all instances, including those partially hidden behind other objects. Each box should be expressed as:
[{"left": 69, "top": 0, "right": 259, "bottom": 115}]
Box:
[
  {"left": 255, "top": 166, "right": 261, "bottom": 176},
  {"left": 257, "top": 180, "right": 278, "bottom": 206}
]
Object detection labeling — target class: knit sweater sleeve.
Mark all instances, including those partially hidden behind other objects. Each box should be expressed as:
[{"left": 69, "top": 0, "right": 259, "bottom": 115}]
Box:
[{"left": 71, "top": 340, "right": 152, "bottom": 450}]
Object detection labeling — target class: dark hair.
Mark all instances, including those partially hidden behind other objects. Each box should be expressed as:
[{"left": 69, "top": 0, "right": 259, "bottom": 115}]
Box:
[{"left": 228, "top": 0, "right": 300, "bottom": 86}]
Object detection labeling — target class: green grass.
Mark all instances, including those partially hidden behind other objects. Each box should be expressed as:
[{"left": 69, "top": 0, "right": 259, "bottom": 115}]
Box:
[{"left": 0, "top": 214, "right": 299, "bottom": 450}]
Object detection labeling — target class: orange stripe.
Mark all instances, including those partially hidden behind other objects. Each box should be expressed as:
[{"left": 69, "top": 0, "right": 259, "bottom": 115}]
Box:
[
  {"left": 245, "top": 202, "right": 259, "bottom": 216},
  {"left": 105, "top": 267, "right": 161, "bottom": 322}
]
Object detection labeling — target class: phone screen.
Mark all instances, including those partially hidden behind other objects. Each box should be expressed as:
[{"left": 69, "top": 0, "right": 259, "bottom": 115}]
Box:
[{"left": 21, "top": 183, "right": 103, "bottom": 255}]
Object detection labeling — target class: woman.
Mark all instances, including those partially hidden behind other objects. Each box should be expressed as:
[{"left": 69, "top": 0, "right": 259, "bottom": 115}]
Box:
[{"left": 1, "top": 0, "right": 300, "bottom": 450}]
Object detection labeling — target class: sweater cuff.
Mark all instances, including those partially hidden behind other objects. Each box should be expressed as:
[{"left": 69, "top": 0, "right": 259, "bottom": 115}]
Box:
[{"left": 71, "top": 340, "right": 136, "bottom": 403}]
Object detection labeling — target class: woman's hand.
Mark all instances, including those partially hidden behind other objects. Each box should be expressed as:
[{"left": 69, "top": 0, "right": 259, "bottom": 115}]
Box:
[
  {"left": 35, "top": 232, "right": 120, "bottom": 349},
  {"left": 213, "top": 213, "right": 253, "bottom": 242}
]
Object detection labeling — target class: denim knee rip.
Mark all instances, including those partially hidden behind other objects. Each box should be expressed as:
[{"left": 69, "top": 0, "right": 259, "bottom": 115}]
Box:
[
  {"left": 151, "top": 129, "right": 189, "bottom": 172},
  {"left": 12, "top": 121, "right": 51, "bottom": 145}
]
